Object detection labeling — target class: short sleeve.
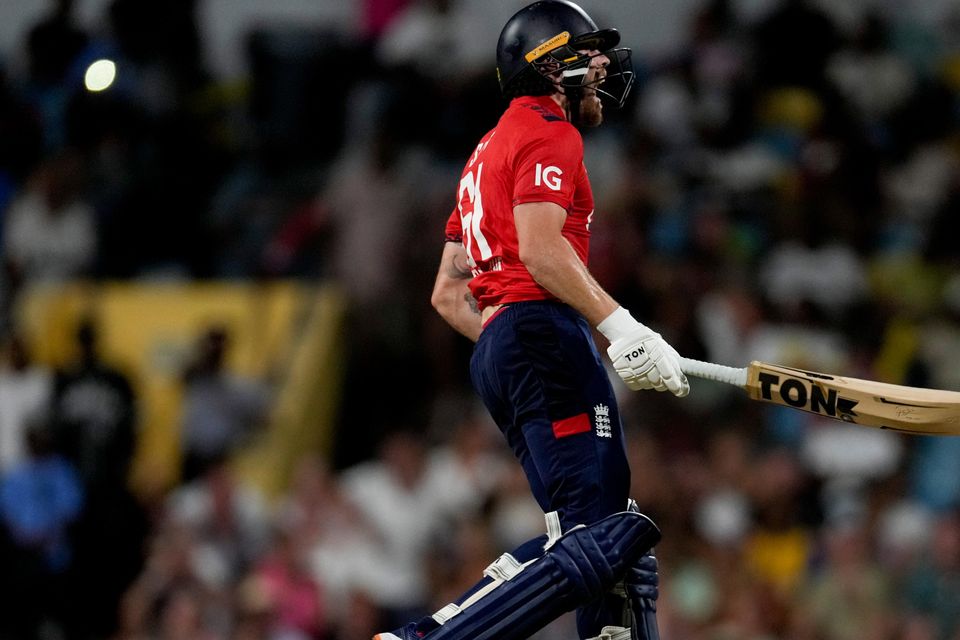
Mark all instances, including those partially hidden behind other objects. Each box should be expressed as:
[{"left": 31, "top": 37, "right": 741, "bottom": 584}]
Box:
[
  {"left": 512, "top": 124, "right": 583, "bottom": 211},
  {"left": 444, "top": 208, "right": 462, "bottom": 243}
]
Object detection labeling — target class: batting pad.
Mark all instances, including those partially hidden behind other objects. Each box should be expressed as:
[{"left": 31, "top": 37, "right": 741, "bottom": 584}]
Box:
[{"left": 425, "top": 510, "right": 661, "bottom": 640}]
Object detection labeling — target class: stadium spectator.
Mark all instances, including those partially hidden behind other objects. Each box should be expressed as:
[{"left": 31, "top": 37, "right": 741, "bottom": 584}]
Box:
[
  {"left": 24, "top": 0, "right": 88, "bottom": 88},
  {"left": 21, "top": 0, "right": 90, "bottom": 151},
  {"left": 0, "top": 66, "right": 42, "bottom": 210},
  {"left": 165, "top": 455, "right": 272, "bottom": 589},
  {"left": 53, "top": 318, "right": 137, "bottom": 493},
  {"left": 115, "top": 523, "right": 218, "bottom": 639},
  {"left": 338, "top": 429, "right": 440, "bottom": 627},
  {"left": 179, "top": 326, "right": 272, "bottom": 482},
  {"left": 0, "top": 416, "right": 84, "bottom": 639},
  {"left": 52, "top": 317, "right": 147, "bottom": 640},
  {"left": 0, "top": 331, "right": 52, "bottom": 473},
  {"left": 795, "top": 515, "right": 897, "bottom": 640},
  {"left": 249, "top": 526, "right": 330, "bottom": 639},
  {"left": 1, "top": 149, "right": 97, "bottom": 287},
  {"left": 902, "top": 511, "right": 960, "bottom": 640},
  {"left": 277, "top": 455, "right": 382, "bottom": 627}
]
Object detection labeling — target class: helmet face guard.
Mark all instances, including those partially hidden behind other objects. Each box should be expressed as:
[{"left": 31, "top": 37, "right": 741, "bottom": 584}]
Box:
[
  {"left": 496, "top": 1, "right": 635, "bottom": 109},
  {"left": 533, "top": 45, "right": 634, "bottom": 109}
]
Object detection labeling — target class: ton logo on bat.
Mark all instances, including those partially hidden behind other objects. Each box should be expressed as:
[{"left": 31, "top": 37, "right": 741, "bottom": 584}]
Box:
[{"left": 757, "top": 372, "right": 860, "bottom": 422}]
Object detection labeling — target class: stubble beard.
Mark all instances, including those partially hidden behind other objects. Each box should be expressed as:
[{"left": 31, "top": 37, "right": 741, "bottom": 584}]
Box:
[{"left": 579, "top": 94, "right": 604, "bottom": 128}]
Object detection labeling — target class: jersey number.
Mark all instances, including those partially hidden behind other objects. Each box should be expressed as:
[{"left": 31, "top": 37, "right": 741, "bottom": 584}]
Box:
[{"left": 458, "top": 164, "right": 492, "bottom": 265}]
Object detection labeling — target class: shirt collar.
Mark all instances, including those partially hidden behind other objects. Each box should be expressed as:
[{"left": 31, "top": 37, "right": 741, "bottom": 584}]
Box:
[{"left": 511, "top": 95, "right": 566, "bottom": 121}]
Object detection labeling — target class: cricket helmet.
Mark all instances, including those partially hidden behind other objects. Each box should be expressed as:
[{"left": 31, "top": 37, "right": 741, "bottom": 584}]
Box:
[{"left": 496, "top": 0, "right": 634, "bottom": 107}]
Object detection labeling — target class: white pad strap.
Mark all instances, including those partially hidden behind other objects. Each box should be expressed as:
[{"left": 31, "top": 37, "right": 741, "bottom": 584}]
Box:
[
  {"left": 544, "top": 511, "right": 563, "bottom": 550},
  {"left": 484, "top": 553, "right": 526, "bottom": 582},
  {"left": 433, "top": 552, "right": 534, "bottom": 625},
  {"left": 432, "top": 603, "right": 462, "bottom": 624},
  {"left": 588, "top": 626, "right": 632, "bottom": 640},
  {"left": 433, "top": 512, "right": 567, "bottom": 626}
]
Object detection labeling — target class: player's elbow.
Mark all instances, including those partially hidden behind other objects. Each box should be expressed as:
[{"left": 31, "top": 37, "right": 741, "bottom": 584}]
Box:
[
  {"left": 431, "top": 282, "right": 458, "bottom": 321},
  {"left": 518, "top": 244, "right": 552, "bottom": 283},
  {"left": 430, "top": 287, "right": 448, "bottom": 316},
  {"left": 517, "top": 243, "right": 538, "bottom": 273}
]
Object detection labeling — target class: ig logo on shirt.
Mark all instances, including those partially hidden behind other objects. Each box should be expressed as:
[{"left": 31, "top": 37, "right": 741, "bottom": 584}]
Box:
[{"left": 534, "top": 163, "right": 563, "bottom": 191}]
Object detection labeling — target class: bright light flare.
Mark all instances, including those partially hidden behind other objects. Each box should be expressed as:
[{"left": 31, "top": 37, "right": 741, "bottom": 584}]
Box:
[{"left": 84, "top": 59, "right": 117, "bottom": 92}]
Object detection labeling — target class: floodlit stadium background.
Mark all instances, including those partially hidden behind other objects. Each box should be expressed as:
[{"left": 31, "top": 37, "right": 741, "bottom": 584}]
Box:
[{"left": 1, "top": 1, "right": 959, "bottom": 639}]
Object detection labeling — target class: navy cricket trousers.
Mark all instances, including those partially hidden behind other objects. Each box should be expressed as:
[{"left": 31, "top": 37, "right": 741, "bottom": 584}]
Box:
[{"left": 470, "top": 300, "right": 631, "bottom": 531}]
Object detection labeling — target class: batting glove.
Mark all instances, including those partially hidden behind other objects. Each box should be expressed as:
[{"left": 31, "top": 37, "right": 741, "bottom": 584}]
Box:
[{"left": 597, "top": 307, "right": 690, "bottom": 397}]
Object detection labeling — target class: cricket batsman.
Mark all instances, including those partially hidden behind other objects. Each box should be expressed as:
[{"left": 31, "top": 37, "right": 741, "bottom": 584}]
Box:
[{"left": 375, "top": 2, "right": 689, "bottom": 638}]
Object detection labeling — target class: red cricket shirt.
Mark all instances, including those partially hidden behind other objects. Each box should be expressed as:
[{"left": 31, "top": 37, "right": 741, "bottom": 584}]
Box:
[{"left": 444, "top": 95, "right": 595, "bottom": 311}]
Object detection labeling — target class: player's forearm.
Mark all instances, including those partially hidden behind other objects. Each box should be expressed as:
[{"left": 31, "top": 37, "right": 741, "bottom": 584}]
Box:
[
  {"left": 433, "top": 283, "right": 482, "bottom": 342},
  {"left": 520, "top": 236, "right": 618, "bottom": 327},
  {"left": 432, "top": 242, "right": 482, "bottom": 342}
]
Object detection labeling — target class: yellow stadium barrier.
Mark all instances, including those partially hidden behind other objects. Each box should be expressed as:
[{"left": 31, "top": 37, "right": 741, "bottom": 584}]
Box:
[{"left": 16, "top": 281, "right": 345, "bottom": 502}]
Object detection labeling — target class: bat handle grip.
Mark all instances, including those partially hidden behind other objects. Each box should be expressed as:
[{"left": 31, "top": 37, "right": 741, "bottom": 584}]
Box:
[{"left": 680, "top": 357, "right": 749, "bottom": 388}]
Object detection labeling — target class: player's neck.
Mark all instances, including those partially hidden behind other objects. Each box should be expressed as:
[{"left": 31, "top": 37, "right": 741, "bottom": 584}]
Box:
[{"left": 550, "top": 93, "right": 571, "bottom": 121}]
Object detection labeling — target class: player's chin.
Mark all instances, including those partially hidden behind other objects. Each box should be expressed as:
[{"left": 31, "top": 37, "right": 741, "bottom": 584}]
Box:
[{"left": 579, "top": 97, "right": 604, "bottom": 127}]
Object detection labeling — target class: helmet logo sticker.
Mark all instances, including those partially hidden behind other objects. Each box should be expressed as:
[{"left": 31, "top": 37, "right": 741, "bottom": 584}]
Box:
[{"left": 525, "top": 31, "right": 571, "bottom": 62}]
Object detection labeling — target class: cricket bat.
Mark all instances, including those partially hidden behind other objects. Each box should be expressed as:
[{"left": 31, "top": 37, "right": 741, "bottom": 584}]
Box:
[{"left": 679, "top": 357, "right": 960, "bottom": 436}]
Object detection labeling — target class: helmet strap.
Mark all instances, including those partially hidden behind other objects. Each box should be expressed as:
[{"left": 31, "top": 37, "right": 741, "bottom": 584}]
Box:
[
  {"left": 564, "top": 91, "right": 583, "bottom": 127},
  {"left": 560, "top": 65, "right": 589, "bottom": 128}
]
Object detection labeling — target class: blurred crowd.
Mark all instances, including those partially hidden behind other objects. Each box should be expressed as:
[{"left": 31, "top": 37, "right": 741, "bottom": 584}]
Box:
[{"left": 1, "top": 0, "right": 960, "bottom": 638}]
